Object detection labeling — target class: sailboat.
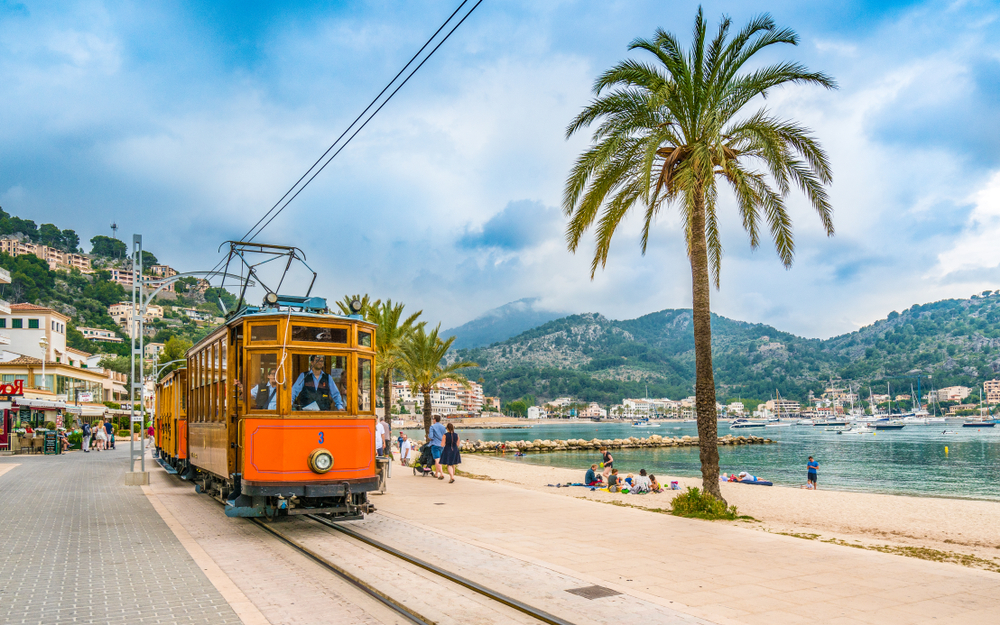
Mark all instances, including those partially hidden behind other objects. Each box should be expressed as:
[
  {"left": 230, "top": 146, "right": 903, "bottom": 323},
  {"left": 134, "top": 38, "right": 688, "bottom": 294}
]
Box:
[{"left": 963, "top": 387, "right": 997, "bottom": 427}]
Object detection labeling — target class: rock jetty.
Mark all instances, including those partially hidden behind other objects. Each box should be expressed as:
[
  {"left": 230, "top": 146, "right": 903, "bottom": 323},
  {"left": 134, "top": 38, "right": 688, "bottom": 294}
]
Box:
[{"left": 450, "top": 434, "right": 773, "bottom": 454}]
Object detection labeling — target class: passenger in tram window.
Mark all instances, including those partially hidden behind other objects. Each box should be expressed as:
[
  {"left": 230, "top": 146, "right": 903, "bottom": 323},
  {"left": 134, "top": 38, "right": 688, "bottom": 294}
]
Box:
[
  {"left": 251, "top": 370, "right": 278, "bottom": 410},
  {"left": 291, "top": 355, "right": 345, "bottom": 411}
]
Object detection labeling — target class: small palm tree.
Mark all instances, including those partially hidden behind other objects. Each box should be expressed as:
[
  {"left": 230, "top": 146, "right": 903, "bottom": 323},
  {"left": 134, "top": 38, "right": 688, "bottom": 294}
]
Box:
[
  {"left": 564, "top": 9, "right": 835, "bottom": 500},
  {"left": 335, "top": 294, "right": 379, "bottom": 317},
  {"left": 399, "top": 324, "right": 477, "bottom": 439},
  {"left": 368, "top": 300, "right": 424, "bottom": 419}
]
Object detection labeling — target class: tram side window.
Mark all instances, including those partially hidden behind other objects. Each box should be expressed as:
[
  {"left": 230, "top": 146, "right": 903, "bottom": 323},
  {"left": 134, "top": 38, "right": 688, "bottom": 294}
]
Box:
[
  {"left": 358, "top": 331, "right": 372, "bottom": 348},
  {"left": 248, "top": 353, "right": 279, "bottom": 411},
  {"left": 291, "top": 353, "right": 347, "bottom": 412},
  {"left": 358, "top": 358, "right": 372, "bottom": 412},
  {"left": 292, "top": 325, "right": 348, "bottom": 344}
]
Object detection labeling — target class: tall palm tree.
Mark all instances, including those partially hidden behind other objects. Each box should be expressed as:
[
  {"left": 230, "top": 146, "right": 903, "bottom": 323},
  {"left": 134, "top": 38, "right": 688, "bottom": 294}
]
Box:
[
  {"left": 564, "top": 9, "right": 835, "bottom": 500},
  {"left": 368, "top": 300, "right": 424, "bottom": 420},
  {"left": 399, "top": 324, "right": 477, "bottom": 439}
]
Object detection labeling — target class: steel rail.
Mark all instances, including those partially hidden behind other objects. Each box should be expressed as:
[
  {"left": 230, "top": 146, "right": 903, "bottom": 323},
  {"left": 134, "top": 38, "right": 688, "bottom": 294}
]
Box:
[
  {"left": 306, "top": 514, "right": 578, "bottom": 625},
  {"left": 249, "top": 519, "right": 434, "bottom": 625}
]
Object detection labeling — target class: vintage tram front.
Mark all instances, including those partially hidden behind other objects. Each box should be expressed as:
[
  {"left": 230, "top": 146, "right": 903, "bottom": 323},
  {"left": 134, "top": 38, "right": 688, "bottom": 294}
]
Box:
[{"left": 185, "top": 296, "right": 379, "bottom": 519}]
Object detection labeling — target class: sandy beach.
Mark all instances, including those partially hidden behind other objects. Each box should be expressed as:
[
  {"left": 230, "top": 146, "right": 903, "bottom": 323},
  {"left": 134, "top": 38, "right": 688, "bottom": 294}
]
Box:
[{"left": 457, "top": 454, "right": 1000, "bottom": 570}]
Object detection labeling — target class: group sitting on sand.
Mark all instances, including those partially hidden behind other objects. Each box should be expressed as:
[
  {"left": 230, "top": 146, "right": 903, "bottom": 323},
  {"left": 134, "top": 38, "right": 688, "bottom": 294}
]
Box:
[{"left": 586, "top": 465, "right": 662, "bottom": 494}]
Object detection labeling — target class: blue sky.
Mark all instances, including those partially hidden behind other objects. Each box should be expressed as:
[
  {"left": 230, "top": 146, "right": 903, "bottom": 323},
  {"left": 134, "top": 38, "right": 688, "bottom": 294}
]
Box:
[{"left": 2, "top": 0, "right": 999, "bottom": 338}]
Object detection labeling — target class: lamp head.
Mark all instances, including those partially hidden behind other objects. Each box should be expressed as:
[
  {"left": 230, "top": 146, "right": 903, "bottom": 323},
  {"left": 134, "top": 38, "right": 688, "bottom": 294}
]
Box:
[{"left": 350, "top": 299, "right": 363, "bottom": 314}]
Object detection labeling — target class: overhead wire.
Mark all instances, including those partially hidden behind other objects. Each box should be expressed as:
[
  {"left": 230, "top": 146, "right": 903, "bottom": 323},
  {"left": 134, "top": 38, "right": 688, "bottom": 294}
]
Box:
[
  {"left": 244, "top": 0, "right": 484, "bottom": 242},
  {"left": 203, "top": 0, "right": 484, "bottom": 289},
  {"left": 239, "top": 0, "right": 474, "bottom": 244}
]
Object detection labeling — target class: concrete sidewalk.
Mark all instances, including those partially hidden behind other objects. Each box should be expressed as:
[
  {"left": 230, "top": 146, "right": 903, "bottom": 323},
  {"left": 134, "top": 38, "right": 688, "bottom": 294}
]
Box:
[
  {"left": 371, "top": 462, "right": 1000, "bottom": 625},
  {"left": 0, "top": 449, "right": 241, "bottom": 625}
]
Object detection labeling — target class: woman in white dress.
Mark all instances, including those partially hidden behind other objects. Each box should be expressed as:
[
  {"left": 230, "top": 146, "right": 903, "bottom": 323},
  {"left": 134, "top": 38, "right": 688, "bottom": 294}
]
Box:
[{"left": 95, "top": 422, "right": 107, "bottom": 450}]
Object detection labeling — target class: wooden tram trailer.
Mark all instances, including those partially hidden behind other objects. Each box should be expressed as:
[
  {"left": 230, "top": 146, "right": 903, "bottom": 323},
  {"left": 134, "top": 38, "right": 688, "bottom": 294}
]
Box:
[
  {"left": 155, "top": 368, "right": 189, "bottom": 476},
  {"left": 156, "top": 295, "right": 380, "bottom": 520}
]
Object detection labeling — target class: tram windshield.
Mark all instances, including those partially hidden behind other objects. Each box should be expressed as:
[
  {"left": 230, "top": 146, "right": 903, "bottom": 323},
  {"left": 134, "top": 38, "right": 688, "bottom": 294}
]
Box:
[{"left": 291, "top": 353, "right": 348, "bottom": 412}]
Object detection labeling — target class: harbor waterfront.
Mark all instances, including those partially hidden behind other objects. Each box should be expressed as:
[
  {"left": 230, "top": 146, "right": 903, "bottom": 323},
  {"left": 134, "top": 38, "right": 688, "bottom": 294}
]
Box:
[{"left": 402, "top": 421, "right": 1000, "bottom": 501}]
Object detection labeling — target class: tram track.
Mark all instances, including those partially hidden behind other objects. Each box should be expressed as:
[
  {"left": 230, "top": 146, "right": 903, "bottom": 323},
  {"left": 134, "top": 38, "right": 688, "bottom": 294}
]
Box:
[{"left": 249, "top": 513, "right": 577, "bottom": 625}]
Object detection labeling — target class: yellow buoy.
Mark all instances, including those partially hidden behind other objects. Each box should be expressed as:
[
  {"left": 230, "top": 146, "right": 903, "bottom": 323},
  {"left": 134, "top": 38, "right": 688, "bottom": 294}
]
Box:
[{"left": 945, "top": 446, "right": 949, "bottom": 455}]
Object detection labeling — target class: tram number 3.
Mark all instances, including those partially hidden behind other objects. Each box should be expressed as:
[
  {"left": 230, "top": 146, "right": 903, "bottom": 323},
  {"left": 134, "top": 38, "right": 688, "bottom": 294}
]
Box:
[{"left": 318, "top": 432, "right": 324, "bottom": 444}]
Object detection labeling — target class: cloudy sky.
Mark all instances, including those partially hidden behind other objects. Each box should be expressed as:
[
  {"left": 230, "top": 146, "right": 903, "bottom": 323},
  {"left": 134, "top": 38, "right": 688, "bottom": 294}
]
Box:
[{"left": 2, "top": 0, "right": 999, "bottom": 339}]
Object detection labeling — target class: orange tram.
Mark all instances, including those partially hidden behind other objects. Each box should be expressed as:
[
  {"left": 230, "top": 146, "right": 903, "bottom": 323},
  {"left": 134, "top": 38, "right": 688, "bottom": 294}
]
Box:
[{"left": 155, "top": 295, "right": 379, "bottom": 520}]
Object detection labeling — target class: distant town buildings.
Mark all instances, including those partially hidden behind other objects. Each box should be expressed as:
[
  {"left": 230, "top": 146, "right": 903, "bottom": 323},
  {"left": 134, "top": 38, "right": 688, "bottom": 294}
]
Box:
[
  {"left": 0, "top": 237, "right": 92, "bottom": 273},
  {"left": 727, "top": 401, "right": 745, "bottom": 416},
  {"left": 108, "top": 301, "right": 163, "bottom": 337},
  {"left": 0, "top": 303, "right": 88, "bottom": 365},
  {"left": 764, "top": 398, "right": 801, "bottom": 415},
  {"left": 78, "top": 326, "right": 123, "bottom": 343},
  {"left": 984, "top": 380, "right": 1000, "bottom": 405},
  {"left": 144, "top": 342, "right": 165, "bottom": 361},
  {"left": 391, "top": 378, "right": 485, "bottom": 416},
  {"left": 935, "top": 386, "right": 971, "bottom": 402}
]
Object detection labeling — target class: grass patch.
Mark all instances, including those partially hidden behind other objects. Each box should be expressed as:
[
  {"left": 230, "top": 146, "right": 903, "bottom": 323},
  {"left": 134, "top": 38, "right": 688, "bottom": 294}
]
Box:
[
  {"left": 669, "top": 487, "right": 743, "bottom": 521},
  {"left": 777, "top": 532, "right": 821, "bottom": 541},
  {"left": 455, "top": 469, "right": 494, "bottom": 481},
  {"left": 822, "top": 538, "right": 1000, "bottom": 573}
]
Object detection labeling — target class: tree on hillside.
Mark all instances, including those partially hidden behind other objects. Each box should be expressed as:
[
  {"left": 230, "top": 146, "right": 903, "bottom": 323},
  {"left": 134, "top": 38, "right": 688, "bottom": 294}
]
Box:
[
  {"left": 62, "top": 229, "right": 80, "bottom": 252},
  {"left": 563, "top": 9, "right": 835, "bottom": 500},
  {"left": 83, "top": 273, "right": 127, "bottom": 307},
  {"left": 90, "top": 235, "right": 127, "bottom": 258},
  {"left": 38, "top": 224, "right": 62, "bottom": 247},
  {"left": 399, "top": 325, "right": 476, "bottom": 439},
  {"left": 367, "top": 299, "right": 423, "bottom": 420},
  {"left": 141, "top": 251, "right": 158, "bottom": 268},
  {"left": 158, "top": 336, "right": 192, "bottom": 378}
]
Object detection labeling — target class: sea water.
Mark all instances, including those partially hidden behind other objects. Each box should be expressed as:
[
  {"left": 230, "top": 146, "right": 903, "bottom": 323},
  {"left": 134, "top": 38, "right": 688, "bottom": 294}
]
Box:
[{"left": 401, "top": 422, "right": 1000, "bottom": 501}]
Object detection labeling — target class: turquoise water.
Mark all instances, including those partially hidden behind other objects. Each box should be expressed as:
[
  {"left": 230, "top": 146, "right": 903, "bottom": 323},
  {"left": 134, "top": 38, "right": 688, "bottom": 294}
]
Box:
[{"left": 401, "top": 422, "right": 1000, "bottom": 501}]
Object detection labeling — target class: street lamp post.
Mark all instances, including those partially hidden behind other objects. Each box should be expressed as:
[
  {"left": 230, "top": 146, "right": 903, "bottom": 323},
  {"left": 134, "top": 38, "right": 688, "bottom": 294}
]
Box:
[{"left": 38, "top": 336, "right": 48, "bottom": 391}]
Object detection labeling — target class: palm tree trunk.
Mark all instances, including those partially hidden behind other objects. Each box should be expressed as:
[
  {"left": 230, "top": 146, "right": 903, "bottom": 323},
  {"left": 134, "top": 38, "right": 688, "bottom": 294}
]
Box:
[
  {"left": 383, "top": 369, "right": 392, "bottom": 424},
  {"left": 689, "top": 187, "right": 725, "bottom": 502},
  {"left": 422, "top": 387, "right": 432, "bottom": 440}
]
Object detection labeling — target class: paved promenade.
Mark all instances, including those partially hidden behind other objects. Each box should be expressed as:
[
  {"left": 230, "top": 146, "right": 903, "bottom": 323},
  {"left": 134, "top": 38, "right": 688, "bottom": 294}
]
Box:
[
  {"left": 0, "top": 449, "right": 241, "bottom": 625},
  {"left": 372, "top": 460, "right": 1000, "bottom": 625}
]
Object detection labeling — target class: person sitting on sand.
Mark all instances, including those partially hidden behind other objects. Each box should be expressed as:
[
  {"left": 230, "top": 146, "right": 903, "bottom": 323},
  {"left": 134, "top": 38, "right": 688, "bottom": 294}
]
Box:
[
  {"left": 728, "top": 473, "right": 739, "bottom": 482},
  {"left": 624, "top": 473, "right": 634, "bottom": 488},
  {"left": 649, "top": 474, "right": 663, "bottom": 493},
  {"left": 585, "top": 464, "right": 603, "bottom": 486},
  {"left": 738, "top": 471, "right": 756, "bottom": 483},
  {"left": 632, "top": 469, "right": 651, "bottom": 494},
  {"left": 607, "top": 468, "right": 621, "bottom": 492}
]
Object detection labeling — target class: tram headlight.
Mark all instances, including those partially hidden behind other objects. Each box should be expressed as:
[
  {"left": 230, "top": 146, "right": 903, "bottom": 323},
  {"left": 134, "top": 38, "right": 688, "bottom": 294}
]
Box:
[
  {"left": 350, "top": 298, "right": 363, "bottom": 313},
  {"left": 308, "top": 448, "right": 334, "bottom": 474},
  {"left": 264, "top": 292, "right": 279, "bottom": 306}
]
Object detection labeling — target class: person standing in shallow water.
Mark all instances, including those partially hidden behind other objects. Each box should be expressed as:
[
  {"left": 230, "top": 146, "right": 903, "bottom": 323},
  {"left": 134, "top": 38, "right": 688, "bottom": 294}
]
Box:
[{"left": 807, "top": 456, "right": 819, "bottom": 490}]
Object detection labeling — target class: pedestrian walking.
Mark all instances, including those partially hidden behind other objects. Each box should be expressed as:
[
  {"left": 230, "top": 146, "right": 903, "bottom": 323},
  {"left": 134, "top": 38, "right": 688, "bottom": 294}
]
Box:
[
  {"left": 104, "top": 419, "right": 115, "bottom": 450},
  {"left": 429, "top": 415, "right": 446, "bottom": 479},
  {"left": 399, "top": 433, "right": 412, "bottom": 466},
  {"left": 146, "top": 423, "right": 154, "bottom": 448},
  {"left": 81, "top": 422, "right": 91, "bottom": 453},
  {"left": 807, "top": 456, "right": 818, "bottom": 490},
  {"left": 95, "top": 422, "right": 107, "bottom": 451},
  {"left": 375, "top": 418, "right": 386, "bottom": 457},
  {"left": 441, "top": 423, "right": 461, "bottom": 483}
]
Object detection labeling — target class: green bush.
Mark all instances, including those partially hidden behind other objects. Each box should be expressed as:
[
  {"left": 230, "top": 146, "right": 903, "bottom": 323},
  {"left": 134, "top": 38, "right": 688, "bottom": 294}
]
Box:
[
  {"left": 118, "top": 430, "right": 130, "bottom": 438},
  {"left": 67, "top": 431, "right": 82, "bottom": 449},
  {"left": 669, "top": 487, "right": 740, "bottom": 520},
  {"left": 44, "top": 421, "right": 57, "bottom": 430}
]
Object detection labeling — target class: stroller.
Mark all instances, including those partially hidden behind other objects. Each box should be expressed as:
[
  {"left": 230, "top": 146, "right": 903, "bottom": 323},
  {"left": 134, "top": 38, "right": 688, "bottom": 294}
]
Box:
[{"left": 412, "top": 442, "right": 435, "bottom": 477}]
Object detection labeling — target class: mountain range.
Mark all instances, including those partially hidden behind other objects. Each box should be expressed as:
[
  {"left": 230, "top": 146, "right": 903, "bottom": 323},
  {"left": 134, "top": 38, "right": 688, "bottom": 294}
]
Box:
[
  {"left": 452, "top": 291, "right": 1000, "bottom": 405},
  {"left": 443, "top": 297, "right": 566, "bottom": 350}
]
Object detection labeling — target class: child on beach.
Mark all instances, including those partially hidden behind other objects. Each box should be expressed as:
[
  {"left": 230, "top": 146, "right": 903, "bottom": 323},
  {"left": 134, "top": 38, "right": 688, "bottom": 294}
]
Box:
[
  {"left": 624, "top": 473, "right": 634, "bottom": 488},
  {"left": 649, "top": 474, "right": 663, "bottom": 493},
  {"left": 607, "top": 468, "right": 621, "bottom": 492},
  {"left": 600, "top": 447, "right": 614, "bottom": 478}
]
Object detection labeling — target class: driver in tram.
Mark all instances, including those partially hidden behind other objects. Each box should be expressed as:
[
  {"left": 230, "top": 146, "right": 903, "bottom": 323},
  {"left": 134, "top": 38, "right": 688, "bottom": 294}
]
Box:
[{"left": 291, "top": 354, "right": 345, "bottom": 411}]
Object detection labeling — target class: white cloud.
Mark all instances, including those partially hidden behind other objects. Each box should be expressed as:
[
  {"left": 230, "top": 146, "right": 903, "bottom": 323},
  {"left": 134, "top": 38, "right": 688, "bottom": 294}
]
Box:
[{"left": 933, "top": 172, "right": 1000, "bottom": 278}]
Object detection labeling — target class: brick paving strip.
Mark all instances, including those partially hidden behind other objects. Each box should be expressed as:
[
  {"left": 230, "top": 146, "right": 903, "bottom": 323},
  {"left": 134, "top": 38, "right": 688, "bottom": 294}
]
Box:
[{"left": 0, "top": 449, "right": 242, "bottom": 625}]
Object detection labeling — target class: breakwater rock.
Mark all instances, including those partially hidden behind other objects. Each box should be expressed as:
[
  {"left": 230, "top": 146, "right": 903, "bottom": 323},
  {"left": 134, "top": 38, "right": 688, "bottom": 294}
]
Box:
[{"left": 451, "top": 434, "right": 773, "bottom": 454}]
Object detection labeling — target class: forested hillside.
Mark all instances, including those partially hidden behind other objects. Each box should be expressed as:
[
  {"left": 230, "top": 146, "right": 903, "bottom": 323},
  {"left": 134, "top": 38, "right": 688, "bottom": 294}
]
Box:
[{"left": 456, "top": 291, "right": 1000, "bottom": 405}]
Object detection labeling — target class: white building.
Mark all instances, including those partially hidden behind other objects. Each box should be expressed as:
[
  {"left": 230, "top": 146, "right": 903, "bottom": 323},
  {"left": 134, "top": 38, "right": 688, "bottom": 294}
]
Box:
[
  {"left": 727, "top": 401, "right": 745, "bottom": 416},
  {"left": 78, "top": 326, "right": 123, "bottom": 343},
  {"left": 391, "top": 380, "right": 461, "bottom": 415},
  {"left": 108, "top": 301, "right": 163, "bottom": 336},
  {"left": 936, "top": 386, "right": 971, "bottom": 402},
  {"left": 0, "top": 303, "right": 89, "bottom": 366},
  {"left": 527, "top": 406, "right": 542, "bottom": 419}
]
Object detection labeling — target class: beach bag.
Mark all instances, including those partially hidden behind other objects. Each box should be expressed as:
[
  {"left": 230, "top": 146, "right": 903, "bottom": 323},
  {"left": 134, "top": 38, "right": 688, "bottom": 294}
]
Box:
[{"left": 670, "top": 481, "right": 680, "bottom": 490}]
